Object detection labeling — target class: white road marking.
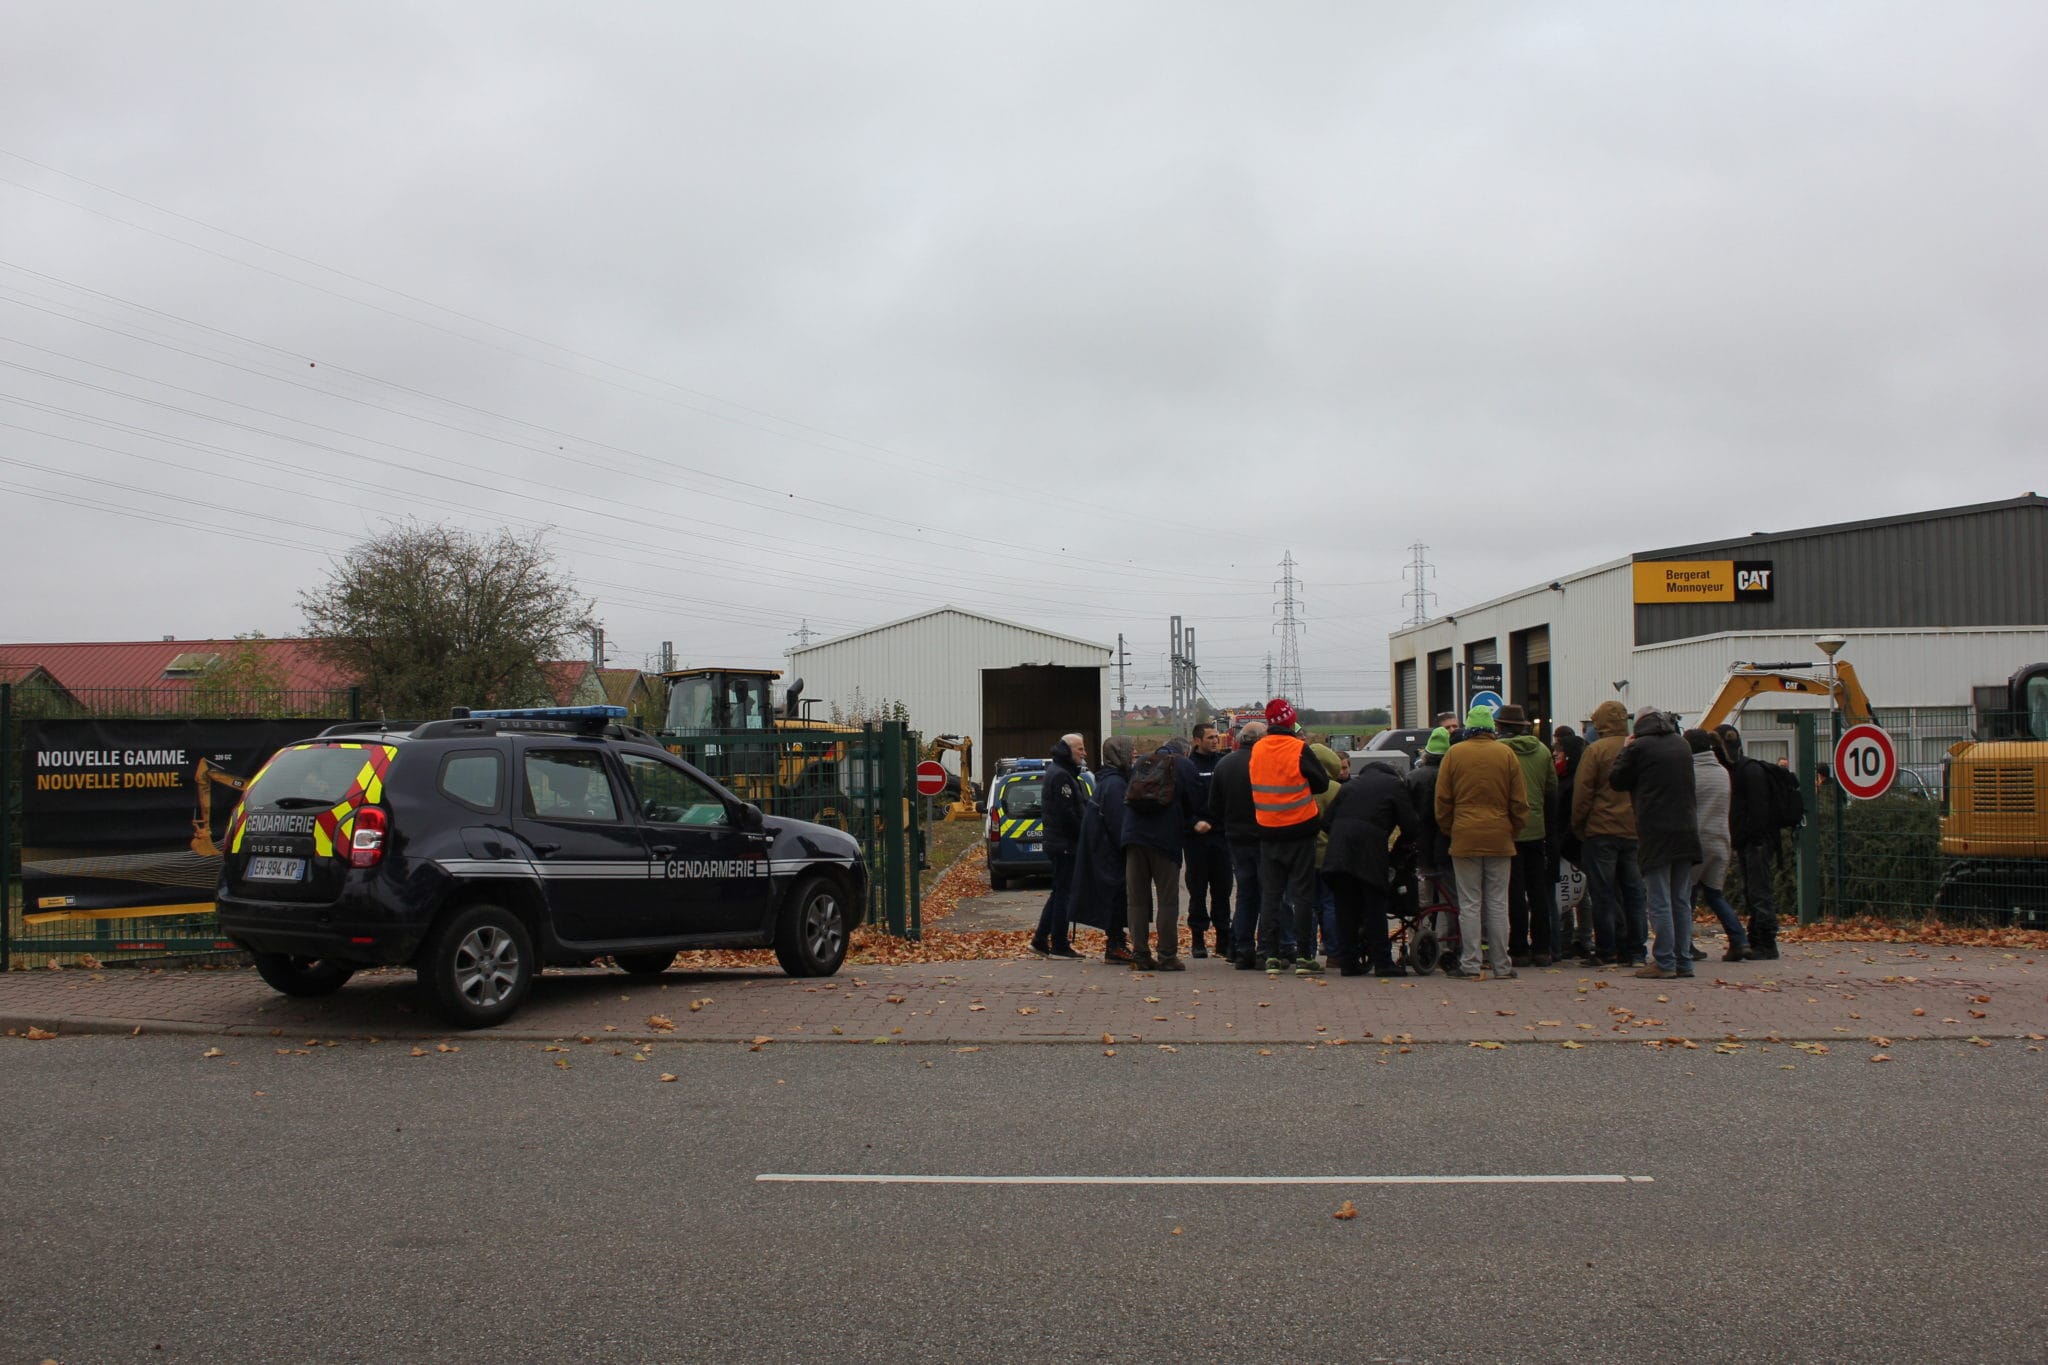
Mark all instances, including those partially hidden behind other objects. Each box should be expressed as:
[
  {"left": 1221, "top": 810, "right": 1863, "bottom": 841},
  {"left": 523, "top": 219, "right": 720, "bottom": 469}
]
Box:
[{"left": 757, "top": 1173, "right": 1654, "bottom": 1186}]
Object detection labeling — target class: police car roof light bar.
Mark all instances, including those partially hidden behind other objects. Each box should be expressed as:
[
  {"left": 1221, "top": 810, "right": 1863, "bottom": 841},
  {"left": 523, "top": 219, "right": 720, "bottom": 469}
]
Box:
[{"left": 463, "top": 705, "right": 629, "bottom": 720}]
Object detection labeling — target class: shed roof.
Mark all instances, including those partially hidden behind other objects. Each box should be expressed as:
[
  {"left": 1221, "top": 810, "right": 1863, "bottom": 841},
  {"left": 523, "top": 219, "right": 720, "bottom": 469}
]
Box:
[{"left": 792, "top": 606, "right": 1112, "bottom": 656}]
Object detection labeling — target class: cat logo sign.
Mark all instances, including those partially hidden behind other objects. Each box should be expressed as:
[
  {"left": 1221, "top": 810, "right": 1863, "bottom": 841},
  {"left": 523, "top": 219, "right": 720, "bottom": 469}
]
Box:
[{"left": 1633, "top": 559, "right": 1776, "bottom": 604}]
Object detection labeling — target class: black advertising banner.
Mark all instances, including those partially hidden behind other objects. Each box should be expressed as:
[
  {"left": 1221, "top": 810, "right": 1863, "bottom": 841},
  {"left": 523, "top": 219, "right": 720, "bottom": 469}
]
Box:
[{"left": 18, "top": 717, "right": 332, "bottom": 920}]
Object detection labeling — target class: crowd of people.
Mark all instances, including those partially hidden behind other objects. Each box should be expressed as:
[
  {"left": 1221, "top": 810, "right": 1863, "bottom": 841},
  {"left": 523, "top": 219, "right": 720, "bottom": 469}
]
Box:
[{"left": 1026, "top": 696, "right": 1789, "bottom": 982}]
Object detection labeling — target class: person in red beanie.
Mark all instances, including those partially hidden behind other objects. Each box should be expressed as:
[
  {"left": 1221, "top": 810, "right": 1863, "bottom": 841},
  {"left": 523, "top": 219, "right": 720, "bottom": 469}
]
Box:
[{"left": 1249, "top": 697, "right": 1333, "bottom": 974}]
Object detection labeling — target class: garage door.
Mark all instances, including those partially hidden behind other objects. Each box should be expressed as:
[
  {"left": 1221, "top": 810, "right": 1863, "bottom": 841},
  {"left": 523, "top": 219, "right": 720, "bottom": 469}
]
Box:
[{"left": 1395, "top": 660, "right": 1418, "bottom": 729}]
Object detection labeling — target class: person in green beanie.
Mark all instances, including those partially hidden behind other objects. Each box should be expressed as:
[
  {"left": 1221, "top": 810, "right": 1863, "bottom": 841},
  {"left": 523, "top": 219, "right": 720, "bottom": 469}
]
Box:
[
  {"left": 1495, "top": 705, "right": 1559, "bottom": 964},
  {"left": 1436, "top": 704, "right": 1527, "bottom": 978}
]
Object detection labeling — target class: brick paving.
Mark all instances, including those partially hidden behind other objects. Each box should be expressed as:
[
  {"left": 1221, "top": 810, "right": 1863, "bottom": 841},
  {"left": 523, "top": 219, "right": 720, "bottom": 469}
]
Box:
[{"left": 3, "top": 940, "right": 2045, "bottom": 1047}]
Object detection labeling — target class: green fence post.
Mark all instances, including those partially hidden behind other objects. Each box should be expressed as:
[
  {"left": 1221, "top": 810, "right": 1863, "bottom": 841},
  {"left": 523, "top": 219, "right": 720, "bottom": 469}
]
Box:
[
  {"left": 909, "top": 728, "right": 924, "bottom": 942},
  {"left": 1, "top": 682, "right": 11, "bottom": 972},
  {"left": 880, "top": 720, "right": 907, "bottom": 937},
  {"left": 349, "top": 686, "right": 361, "bottom": 722},
  {"left": 1793, "top": 713, "right": 1821, "bottom": 924},
  {"left": 1829, "top": 707, "right": 1845, "bottom": 915}
]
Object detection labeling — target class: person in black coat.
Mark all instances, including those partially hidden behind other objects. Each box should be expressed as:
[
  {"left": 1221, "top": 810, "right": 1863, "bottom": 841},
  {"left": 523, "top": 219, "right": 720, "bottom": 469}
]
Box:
[
  {"left": 1716, "top": 724, "right": 1782, "bottom": 960},
  {"left": 1030, "top": 734, "right": 1087, "bottom": 959},
  {"left": 1322, "top": 762, "right": 1423, "bottom": 976},
  {"left": 1070, "top": 736, "right": 1134, "bottom": 962},
  {"left": 1207, "top": 720, "right": 1267, "bottom": 969},
  {"left": 1609, "top": 709, "right": 1701, "bottom": 978}
]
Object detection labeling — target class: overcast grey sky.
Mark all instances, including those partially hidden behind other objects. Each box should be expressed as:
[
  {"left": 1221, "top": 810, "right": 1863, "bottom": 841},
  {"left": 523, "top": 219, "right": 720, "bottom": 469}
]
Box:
[{"left": 3, "top": 2, "right": 2044, "bottom": 708}]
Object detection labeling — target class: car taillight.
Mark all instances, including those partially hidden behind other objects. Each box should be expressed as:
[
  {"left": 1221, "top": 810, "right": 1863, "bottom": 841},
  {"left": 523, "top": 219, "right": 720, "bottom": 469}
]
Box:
[
  {"left": 350, "top": 806, "right": 388, "bottom": 868},
  {"left": 987, "top": 812, "right": 1001, "bottom": 841}
]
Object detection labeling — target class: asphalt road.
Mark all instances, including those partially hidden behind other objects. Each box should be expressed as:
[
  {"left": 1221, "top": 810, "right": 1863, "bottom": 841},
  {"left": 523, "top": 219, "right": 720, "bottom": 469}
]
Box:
[{"left": 4, "top": 1035, "right": 2043, "bottom": 1364}]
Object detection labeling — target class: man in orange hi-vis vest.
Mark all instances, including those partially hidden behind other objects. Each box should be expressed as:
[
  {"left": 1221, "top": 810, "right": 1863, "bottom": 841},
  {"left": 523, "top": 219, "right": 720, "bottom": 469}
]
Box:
[{"left": 1250, "top": 698, "right": 1332, "bottom": 975}]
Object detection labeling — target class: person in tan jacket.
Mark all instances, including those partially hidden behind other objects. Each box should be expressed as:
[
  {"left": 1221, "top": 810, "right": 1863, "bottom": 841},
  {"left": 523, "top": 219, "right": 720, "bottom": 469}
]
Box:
[
  {"left": 1569, "top": 699, "right": 1648, "bottom": 966},
  {"left": 1436, "top": 705, "right": 1528, "bottom": 978}
]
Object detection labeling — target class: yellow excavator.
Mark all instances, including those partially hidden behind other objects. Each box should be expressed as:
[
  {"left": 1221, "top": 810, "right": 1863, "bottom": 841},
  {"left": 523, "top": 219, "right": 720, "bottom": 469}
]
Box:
[
  {"left": 921, "top": 734, "right": 982, "bottom": 821},
  {"left": 1936, "top": 663, "right": 2048, "bottom": 923},
  {"left": 659, "top": 667, "right": 863, "bottom": 827},
  {"left": 189, "top": 757, "right": 250, "bottom": 857}
]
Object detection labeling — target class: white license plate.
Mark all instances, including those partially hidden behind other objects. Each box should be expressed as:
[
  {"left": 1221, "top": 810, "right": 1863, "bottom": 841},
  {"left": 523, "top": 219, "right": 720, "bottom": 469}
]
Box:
[
  {"left": 246, "top": 857, "right": 307, "bottom": 882},
  {"left": 1025, "top": 843, "right": 1041, "bottom": 853}
]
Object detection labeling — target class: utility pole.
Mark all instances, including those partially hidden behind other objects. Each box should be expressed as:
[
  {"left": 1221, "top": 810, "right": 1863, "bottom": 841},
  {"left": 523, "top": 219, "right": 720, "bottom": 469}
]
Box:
[
  {"left": 1185, "top": 627, "right": 1199, "bottom": 731},
  {"left": 1273, "top": 551, "right": 1306, "bottom": 708},
  {"left": 658, "top": 640, "right": 675, "bottom": 673},
  {"left": 1264, "top": 652, "right": 1275, "bottom": 699},
  {"left": 590, "top": 623, "right": 606, "bottom": 674},
  {"left": 1403, "top": 541, "right": 1438, "bottom": 626},
  {"left": 1114, "top": 633, "right": 1130, "bottom": 736},
  {"left": 790, "top": 619, "right": 818, "bottom": 650},
  {"left": 1168, "top": 617, "right": 1200, "bottom": 736},
  {"left": 1169, "top": 615, "right": 1185, "bottom": 735}
]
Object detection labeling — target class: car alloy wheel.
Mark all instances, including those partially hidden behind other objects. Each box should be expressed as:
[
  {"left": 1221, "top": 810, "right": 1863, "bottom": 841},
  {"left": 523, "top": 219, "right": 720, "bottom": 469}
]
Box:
[{"left": 454, "top": 924, "right": 521, "bottom": 1009}]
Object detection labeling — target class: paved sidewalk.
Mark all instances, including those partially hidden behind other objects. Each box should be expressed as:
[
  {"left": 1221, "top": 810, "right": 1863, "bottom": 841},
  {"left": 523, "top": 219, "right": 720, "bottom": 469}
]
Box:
[{"left": 4, "top": 941, "right": 2044, "bottom": 1045}]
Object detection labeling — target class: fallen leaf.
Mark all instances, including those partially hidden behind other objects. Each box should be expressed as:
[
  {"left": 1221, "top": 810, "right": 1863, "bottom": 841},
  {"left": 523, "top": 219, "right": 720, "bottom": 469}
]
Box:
[
  {"left": 659, "top": 1073, "right": 678, "bottom": 1082},
  {"left": 1495, "top": 1009, "right": 1517, "bottom": 1017},
  {"left": 968, "top": 1004, "right": 987, "bottom": 1012},
  {"left": 886, "top": 995, "right": 906, "bottom": 1004},
  {"left": 1870, "top": 1054, "right": 1891, "bottom": 1063},
  {"left": 410, "top": 1047, "right": 428, "bottom": 1057},
  {"left": 1561, "top": 1040, "right": 1585, "bottom": 1049},
  {"left": 1537, "top": 1020, "right": 1564, "bottom": 1027},
  {"left": 956, "top": 1046, "right": 981, "bottom": 1053},
  {"left": 1333, "top": 1200, "right": 1359, "bottom": 1220},
  {"left": 1016, "top": 1007, "right": 1038, "bottom": 1015},
  {"left": 688, "top": 1001, "right": 704, "bottom": 1013},
  {"left": 436, "top": 1043, "right": 459, "bottom": 1053},
  {"left": 1103, "top": 1048, "right": 1117, "bottom": 1056},
  {"left": 201, "top": 1046, "right": 224, "bottom": 1058},
  {"left": 1171, "top": 1226, "right": 1183, "bottom": 1235},
  {"left": 1101, "top": 1033, "right": 1116, "bottom": 1045},
  {"left": 1144, "top": 996, "right": 1162, "bottom": 1004},
  {"left": 1158, "top": 1044, "right": 1179, "bottom": 1053},
  {"left": 1470, "top": 1040, "right": 1505, "bottom": 1050},
  {"left": 24, "top": 1026, "right": 56, "bottom": 1041},
  {"left": 647, "top": 1014, "right": 676, "bottom": 1032}
]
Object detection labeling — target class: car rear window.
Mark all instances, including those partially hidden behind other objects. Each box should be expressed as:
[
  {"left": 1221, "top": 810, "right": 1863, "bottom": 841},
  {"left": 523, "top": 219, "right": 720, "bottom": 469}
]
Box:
[
  {"left": 248, "top": 743, "right": 393, "bottom": 806},
  {"left": 438, "top": 751, "right": 503, "bottom": 811},
  {"left": 1000, "top": 778, "right": 1044, "bottom": 817}
]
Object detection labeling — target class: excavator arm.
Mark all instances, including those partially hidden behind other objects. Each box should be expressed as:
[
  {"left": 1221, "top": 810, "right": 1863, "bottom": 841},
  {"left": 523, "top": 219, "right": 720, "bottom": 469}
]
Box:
[
  {"left": 921, "top": 734, "right": 981, "bottom": 818},
  {"left": 189, "top": 757, "right": 251, "bottom": 857},
  {"left": 1699, "top": 660, "right": 1876, "bottom": 731}
]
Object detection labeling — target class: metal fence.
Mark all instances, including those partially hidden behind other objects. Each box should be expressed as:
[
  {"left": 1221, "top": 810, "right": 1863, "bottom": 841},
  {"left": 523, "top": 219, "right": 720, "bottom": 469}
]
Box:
[
  {"left": 657, "top": 722, "right": 925, "bottom": 938},
  {"left": 1, "top": 689, "right": 928, "bottom": 969},
  {"left": 1723, "top": 707, "right": 2048, "bottom": 927}
]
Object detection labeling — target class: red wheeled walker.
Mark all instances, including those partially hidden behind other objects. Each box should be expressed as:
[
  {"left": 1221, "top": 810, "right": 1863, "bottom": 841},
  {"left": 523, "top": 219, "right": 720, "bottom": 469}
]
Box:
[{"left": 1389, "top": 867, "right": 1461, "bottom": 976}]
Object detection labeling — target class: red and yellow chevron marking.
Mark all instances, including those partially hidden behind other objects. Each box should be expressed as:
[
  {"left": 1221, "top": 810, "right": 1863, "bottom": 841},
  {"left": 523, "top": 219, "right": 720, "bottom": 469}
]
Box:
[{"left": 229, "top": 742, "right": 397, "bottom": 857}]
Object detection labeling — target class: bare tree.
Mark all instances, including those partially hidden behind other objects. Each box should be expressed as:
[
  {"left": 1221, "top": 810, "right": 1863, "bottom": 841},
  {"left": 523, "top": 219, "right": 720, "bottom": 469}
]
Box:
[{"left": 300, "top": 522, "right": 592, "bottom": 718}]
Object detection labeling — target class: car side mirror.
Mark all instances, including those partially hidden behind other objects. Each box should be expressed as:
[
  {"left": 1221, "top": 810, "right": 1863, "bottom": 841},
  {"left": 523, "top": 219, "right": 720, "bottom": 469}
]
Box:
[{"left": 735, "top": 802, "right": 764, "bottom": 832}]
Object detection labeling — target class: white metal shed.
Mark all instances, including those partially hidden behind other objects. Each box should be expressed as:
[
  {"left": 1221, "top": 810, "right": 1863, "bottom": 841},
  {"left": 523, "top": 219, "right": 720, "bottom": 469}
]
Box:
[{"left": 786, "top": 606, "right": 1112, "bottom": 788}]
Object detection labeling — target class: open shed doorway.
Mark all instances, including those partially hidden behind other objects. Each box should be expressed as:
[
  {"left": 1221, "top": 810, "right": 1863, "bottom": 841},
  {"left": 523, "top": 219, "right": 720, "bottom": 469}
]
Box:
[{"left": 981, "top": 665, "right": 1102, "bottom": 789}]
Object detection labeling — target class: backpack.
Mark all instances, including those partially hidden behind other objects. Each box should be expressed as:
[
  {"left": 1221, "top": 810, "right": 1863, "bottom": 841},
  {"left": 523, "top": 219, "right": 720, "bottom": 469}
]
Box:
[
  {"left": 1124, "top": 750, "right": 1179, "bottom": 814},
  {"left": 1756, "top": 759, "right": 1806, "bottom": 831}
]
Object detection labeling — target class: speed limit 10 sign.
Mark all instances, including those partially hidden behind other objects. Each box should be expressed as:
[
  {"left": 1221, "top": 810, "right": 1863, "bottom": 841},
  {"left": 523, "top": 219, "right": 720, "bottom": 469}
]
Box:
[{"left": 1833, "top": 723, "right": 1897, "bottom": 800}]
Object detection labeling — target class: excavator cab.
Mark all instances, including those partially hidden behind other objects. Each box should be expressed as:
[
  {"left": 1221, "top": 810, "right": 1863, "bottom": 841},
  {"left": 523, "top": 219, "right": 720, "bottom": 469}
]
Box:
[{"left": 662, "top": 667, "right": 787, "bottom": 733}]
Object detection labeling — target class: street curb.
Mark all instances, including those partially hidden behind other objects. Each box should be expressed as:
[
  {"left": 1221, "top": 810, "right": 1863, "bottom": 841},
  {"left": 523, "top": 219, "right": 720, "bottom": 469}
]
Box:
[{"left": 6, "top": 1011, "right": 2039, "bottom": 1049}]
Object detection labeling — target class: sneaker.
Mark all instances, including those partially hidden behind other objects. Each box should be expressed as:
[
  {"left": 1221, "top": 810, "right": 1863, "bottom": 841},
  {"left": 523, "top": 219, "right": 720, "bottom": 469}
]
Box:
[
  {"left": 1489, "top": 968, "right": 1519, "bottom": 981},
  {"left": 1674, "top": 968, "right": 1696, "bottom": 979},
  {"left": 1339, "top": 961, "right": 1369, "bottom": 977},
  {"left": 1156, "top": 957, "right": 1187, "bottom": 972},
  {"left": 1048, "top": 945, "right": 1083, "bottom": 960},
  {"left": 1027, "top": 939, "right": 1051, "bottom": 959},
  {"left": 1294, "top": 958, "right": 1325, "bottom": 976},
  {"left": 1232, "top": 955, "right": 1259, "bottom": 971},
  {"left": 1104, "top": 945, "right": 1136, "bottom": 964},
  {"left": 1372, "top": 962, "right": 1409, "bottom": 977},
  {"left": 1265, "top": 957, "right": 1287, "bottom": 974},
  {"left": 1444, "top": 964, "right": 1474, "bottom": 978},
  {"left": 1531, "top": 954, "right": 1552, "bottom": 967},
  {"left": 1190, "top": 942, "right": 1208, "bottom": 959},
  {"left": 1723, "top": 945, "right": 1749, "bottom": 962},
  {"left": 1130, "top": 955, "right": 1159, "bottom": 972},
  {"left": 1690, "top": 946, "right": 1708, "bottom": 961},
  {"left": 1749, "top": 946, "right": 1781, "bottom": 960},
  {"left": 1634, "top": 965, "right": 1677, "bottom": 979}
]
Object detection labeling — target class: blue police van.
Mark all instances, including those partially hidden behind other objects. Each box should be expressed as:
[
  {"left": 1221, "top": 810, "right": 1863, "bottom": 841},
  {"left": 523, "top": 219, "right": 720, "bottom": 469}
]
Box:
[{"left": 983, "top": 758, "right": 1093, "bottom": 891}]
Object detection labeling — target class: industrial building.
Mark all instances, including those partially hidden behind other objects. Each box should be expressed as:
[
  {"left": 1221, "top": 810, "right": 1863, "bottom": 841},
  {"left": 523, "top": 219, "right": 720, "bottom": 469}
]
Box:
[
  {"left": 786, "top": 606, "right": 1111, "bottom": 788},
  {"left": 1388, "top": 495, "right": 2048, "bottom": 764}
]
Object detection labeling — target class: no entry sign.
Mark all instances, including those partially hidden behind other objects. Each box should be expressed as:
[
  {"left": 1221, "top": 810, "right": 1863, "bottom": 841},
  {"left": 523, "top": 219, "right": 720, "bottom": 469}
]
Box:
[
  {"left": 914, "top": 760, "right": 949, "bottom": 797},
  {"left": 1833, "top": 723, "right": 1897, "bottom": 800}
]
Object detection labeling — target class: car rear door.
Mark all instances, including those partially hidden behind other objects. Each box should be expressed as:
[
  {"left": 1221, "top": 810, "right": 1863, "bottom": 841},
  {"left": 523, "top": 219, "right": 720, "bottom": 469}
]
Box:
[
  {"left": 617, "top": 751, "right": 771, "bottom": 937},
  {"left": 512, "top": 743, "right": 657, "bottom": 942}
]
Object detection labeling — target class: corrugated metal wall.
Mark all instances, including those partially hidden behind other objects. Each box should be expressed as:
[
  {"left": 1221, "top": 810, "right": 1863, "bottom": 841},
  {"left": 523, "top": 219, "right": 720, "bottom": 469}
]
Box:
[
  {"left": 1635, "top": 501, "right": 2048, "bottom": 646},
  {"left": 786, "top": 609, "right": 1110, "bottom": 787},
  {"left": 1395, "top": 659, "right": 1418, "bottom": 728}
]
